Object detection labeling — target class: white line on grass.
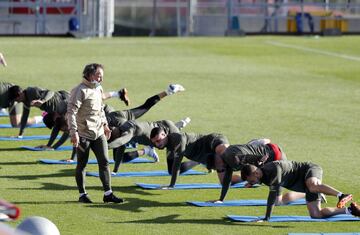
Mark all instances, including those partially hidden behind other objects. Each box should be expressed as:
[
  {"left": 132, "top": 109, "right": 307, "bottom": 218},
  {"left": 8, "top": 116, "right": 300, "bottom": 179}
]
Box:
[{"left": 266, "top": 40, "right": 360, "bottom": 62}]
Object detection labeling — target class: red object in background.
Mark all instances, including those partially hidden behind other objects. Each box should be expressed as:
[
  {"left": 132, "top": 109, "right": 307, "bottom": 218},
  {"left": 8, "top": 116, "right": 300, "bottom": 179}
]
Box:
[
  {"left": 0, "top": 199, "right": 20, "bottom": 220},
  {"left": 10, "top": 0, "right": 75, "bottom": 15}
]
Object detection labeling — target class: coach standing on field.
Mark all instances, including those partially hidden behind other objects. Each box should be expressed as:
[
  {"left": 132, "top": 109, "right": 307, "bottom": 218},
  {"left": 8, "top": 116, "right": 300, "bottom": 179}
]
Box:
[{"left": 67, "top": 63, "right": 124, "bottom": 204}]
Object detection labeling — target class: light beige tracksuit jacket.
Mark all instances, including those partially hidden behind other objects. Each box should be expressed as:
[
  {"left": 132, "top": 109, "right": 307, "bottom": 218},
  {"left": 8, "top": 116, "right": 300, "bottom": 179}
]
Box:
[{"left": 66, "top": 79, "right": 108, "bottom": 140}]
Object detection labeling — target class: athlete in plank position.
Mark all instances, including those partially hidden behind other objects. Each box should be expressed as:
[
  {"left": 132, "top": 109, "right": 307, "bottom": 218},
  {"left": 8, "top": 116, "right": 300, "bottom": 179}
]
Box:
[{"left": 241, "top": 160, "right": 360, "bottom": 220}]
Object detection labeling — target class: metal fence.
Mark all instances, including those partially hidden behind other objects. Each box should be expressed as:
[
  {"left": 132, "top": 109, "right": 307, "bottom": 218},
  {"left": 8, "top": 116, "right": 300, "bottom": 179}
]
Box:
[
  {"left": 1, "top": 0, "right": 360, "bottom": 36},
  {"left": 113, "top": 0, "right": 360, "bottom": 36},
  {"left": 0, "top": 0, "right": 113, "bottom": 36},
  {"left": 190, "top": 0, "right": 360, "bottom": 35}
]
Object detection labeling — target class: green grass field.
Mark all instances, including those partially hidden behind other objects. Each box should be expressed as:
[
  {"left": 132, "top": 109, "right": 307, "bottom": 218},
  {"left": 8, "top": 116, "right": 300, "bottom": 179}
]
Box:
[{"left": 1, "top": 36, "right": 359, "bottom": 235}]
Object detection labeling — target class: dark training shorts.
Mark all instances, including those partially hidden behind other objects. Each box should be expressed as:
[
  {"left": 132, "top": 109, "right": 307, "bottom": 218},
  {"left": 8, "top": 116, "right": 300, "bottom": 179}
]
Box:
[{"left": 209, "top": 134, "right": 229, "bottom": 151}]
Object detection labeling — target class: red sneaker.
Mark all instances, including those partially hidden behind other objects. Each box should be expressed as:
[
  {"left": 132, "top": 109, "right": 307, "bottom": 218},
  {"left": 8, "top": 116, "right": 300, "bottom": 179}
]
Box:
[{"left": 337, "top": 194, "right": 352, "bottom": 208}]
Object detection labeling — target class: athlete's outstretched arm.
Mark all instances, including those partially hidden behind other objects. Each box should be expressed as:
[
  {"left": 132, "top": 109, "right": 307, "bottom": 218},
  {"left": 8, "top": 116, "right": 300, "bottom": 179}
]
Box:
[
  {"left": 264, "top": 186, "right": 279, "bottom": 221},
  {"left": 169, "top": 155, "right": 183, "bottom": 188},
  {"left": 18, "top": 105, "right": 30, "bottom": 136},
  {"left": 219, "top": 168, "right": 233, "bottom": 201}
]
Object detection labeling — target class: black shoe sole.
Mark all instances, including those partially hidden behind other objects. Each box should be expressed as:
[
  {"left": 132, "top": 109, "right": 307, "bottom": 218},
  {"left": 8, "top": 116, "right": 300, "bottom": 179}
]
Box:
[{"left": 103, "top": 199, "right": 125, "bottom": 204}]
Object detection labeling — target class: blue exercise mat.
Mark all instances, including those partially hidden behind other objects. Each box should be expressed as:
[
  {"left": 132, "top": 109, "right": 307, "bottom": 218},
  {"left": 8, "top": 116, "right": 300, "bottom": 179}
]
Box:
[
  {"left": 87, "top": 169, "right": 206, "bottom": 178},
  {"left": 187, "top": 199, "right": 306, "bottom": 207},
  {"left": 0, "top": 123, "right": 45, "bottom": 128},
  {"left": 39, "top": 157, "right": 154, "bottom": 165},
  {"left": 0, "top": 135, "right": 55, "bottom": 141},
  {"left": 227, "top": 214, "right": 360, "bottom": 222},
  {"left": 21, "top": 146, "right": 72, "bottom": 151},
  {"left": 289, "top": 233, "right": 360, "bottom": 235},
  {"left": 136, "top": 182, "right": 259, "bottom": 190}
]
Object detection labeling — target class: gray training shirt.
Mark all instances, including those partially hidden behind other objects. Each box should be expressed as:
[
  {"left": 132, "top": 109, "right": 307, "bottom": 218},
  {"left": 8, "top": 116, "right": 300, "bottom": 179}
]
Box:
[
  {"left": 260, "top": 160, "right": 323, "bottom": 195},
  {"left": 165, "top": 132, "right": 228, "bottom": 166}
]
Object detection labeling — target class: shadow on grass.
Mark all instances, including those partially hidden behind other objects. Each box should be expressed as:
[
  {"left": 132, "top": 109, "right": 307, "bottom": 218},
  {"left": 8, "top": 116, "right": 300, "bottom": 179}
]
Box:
[
  {"left": 11, "top": 186, "right": 161, "bottom": 206},
  {"left": 110, "top": 185, "right": 160, "bottom": 196},
  {"left": 0, "top": 147, "right": 27, "bottom": 151},
  {"left": 12, "top": 182, "right": 77, "bottom": 191},
  {"left": 90, "top": 197, "right": 186, "bottom": 213},
  {"left": 111, "top": 214, "right": 291, "bottom": 228},
  {"left": 0, "top": 161, "right": 38, "bottom": 166},
  {"left": 0, "top": 168, "right": 74, "bottom": 180},
  {"left": 12, "top": 182, "right": 158, "bottom": 196},
  {"left": 11, "top": 200, "right": 80, "bottom": 205}
]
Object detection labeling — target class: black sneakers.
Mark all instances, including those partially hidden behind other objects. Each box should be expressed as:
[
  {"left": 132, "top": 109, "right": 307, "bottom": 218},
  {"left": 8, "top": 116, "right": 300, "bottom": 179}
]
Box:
[
  {"left": 103, "top": 193, "right": 124, "bottom": 204},
  {"left": 350, "top": 202, "right": 360, "bottom": 217},
  {"left": 337, "top": 194, "right": 353, "bottom": 208},
  {"left": 79, "top": 194, "right": 93, "bottom": 203},
  {"left": 118, "top": 88, "right": 130, "bottom": 106},
  {"left": 79, "top": 193, "right": 124, "bottom": 203}
]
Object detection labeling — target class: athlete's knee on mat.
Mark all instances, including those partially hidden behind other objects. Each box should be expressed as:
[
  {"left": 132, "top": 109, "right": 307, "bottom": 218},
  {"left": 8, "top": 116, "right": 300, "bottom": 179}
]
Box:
[{"left": 309, "top": 210, "right": 323, "bottom": 219}]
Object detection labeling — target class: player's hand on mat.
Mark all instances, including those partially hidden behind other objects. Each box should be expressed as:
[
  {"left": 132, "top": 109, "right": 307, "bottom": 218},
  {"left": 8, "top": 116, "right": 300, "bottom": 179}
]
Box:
[
  {"left": 256, "top": 217, "right": 269, "bottom": 222},
  {"left": 35, "top": 145, "right": 53, "bottom": 150},
  {"left": 245, "top": 182, "right": 253, "bottom": 188},
  {"left": 206, "top": 200, "right": 223, "bottom": 203},
  {"left": 258, "top": 217, "right": 270, "bottom": 223},
  {"left": 30, "top": 99, "right": 45, "bottom": 107},
  {"left": 255, "top": 219, "right": 265, "bottom": 223},
  {"left": 158, "top": 185, "right": 174, "bottom": 190}
]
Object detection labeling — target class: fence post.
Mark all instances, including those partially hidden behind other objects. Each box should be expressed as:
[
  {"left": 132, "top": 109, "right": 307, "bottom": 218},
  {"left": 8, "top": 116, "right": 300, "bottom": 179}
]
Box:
[{"left": 150, "top": 0, "right": 157, "bottom": 36}]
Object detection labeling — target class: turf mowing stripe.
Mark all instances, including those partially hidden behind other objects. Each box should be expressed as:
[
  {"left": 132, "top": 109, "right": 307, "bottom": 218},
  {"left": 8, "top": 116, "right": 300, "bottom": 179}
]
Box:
[{"left": 266, "top": 41, "right": 360, "bottom": 62}]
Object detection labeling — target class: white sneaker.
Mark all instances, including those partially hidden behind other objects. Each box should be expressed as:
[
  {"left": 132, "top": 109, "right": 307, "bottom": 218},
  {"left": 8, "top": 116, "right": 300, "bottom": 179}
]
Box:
[
  {"left": 182, "top": 117, "right": 191, "bottom": 126},
  {"left": 167, "top": 84, "right": 185, "bottom": 95},
  {"left": 176, "top": 117, "right": 191, "bottom": 130},
  {"left": 144, "top": 146, "right": 159, "bottom": 162}
]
